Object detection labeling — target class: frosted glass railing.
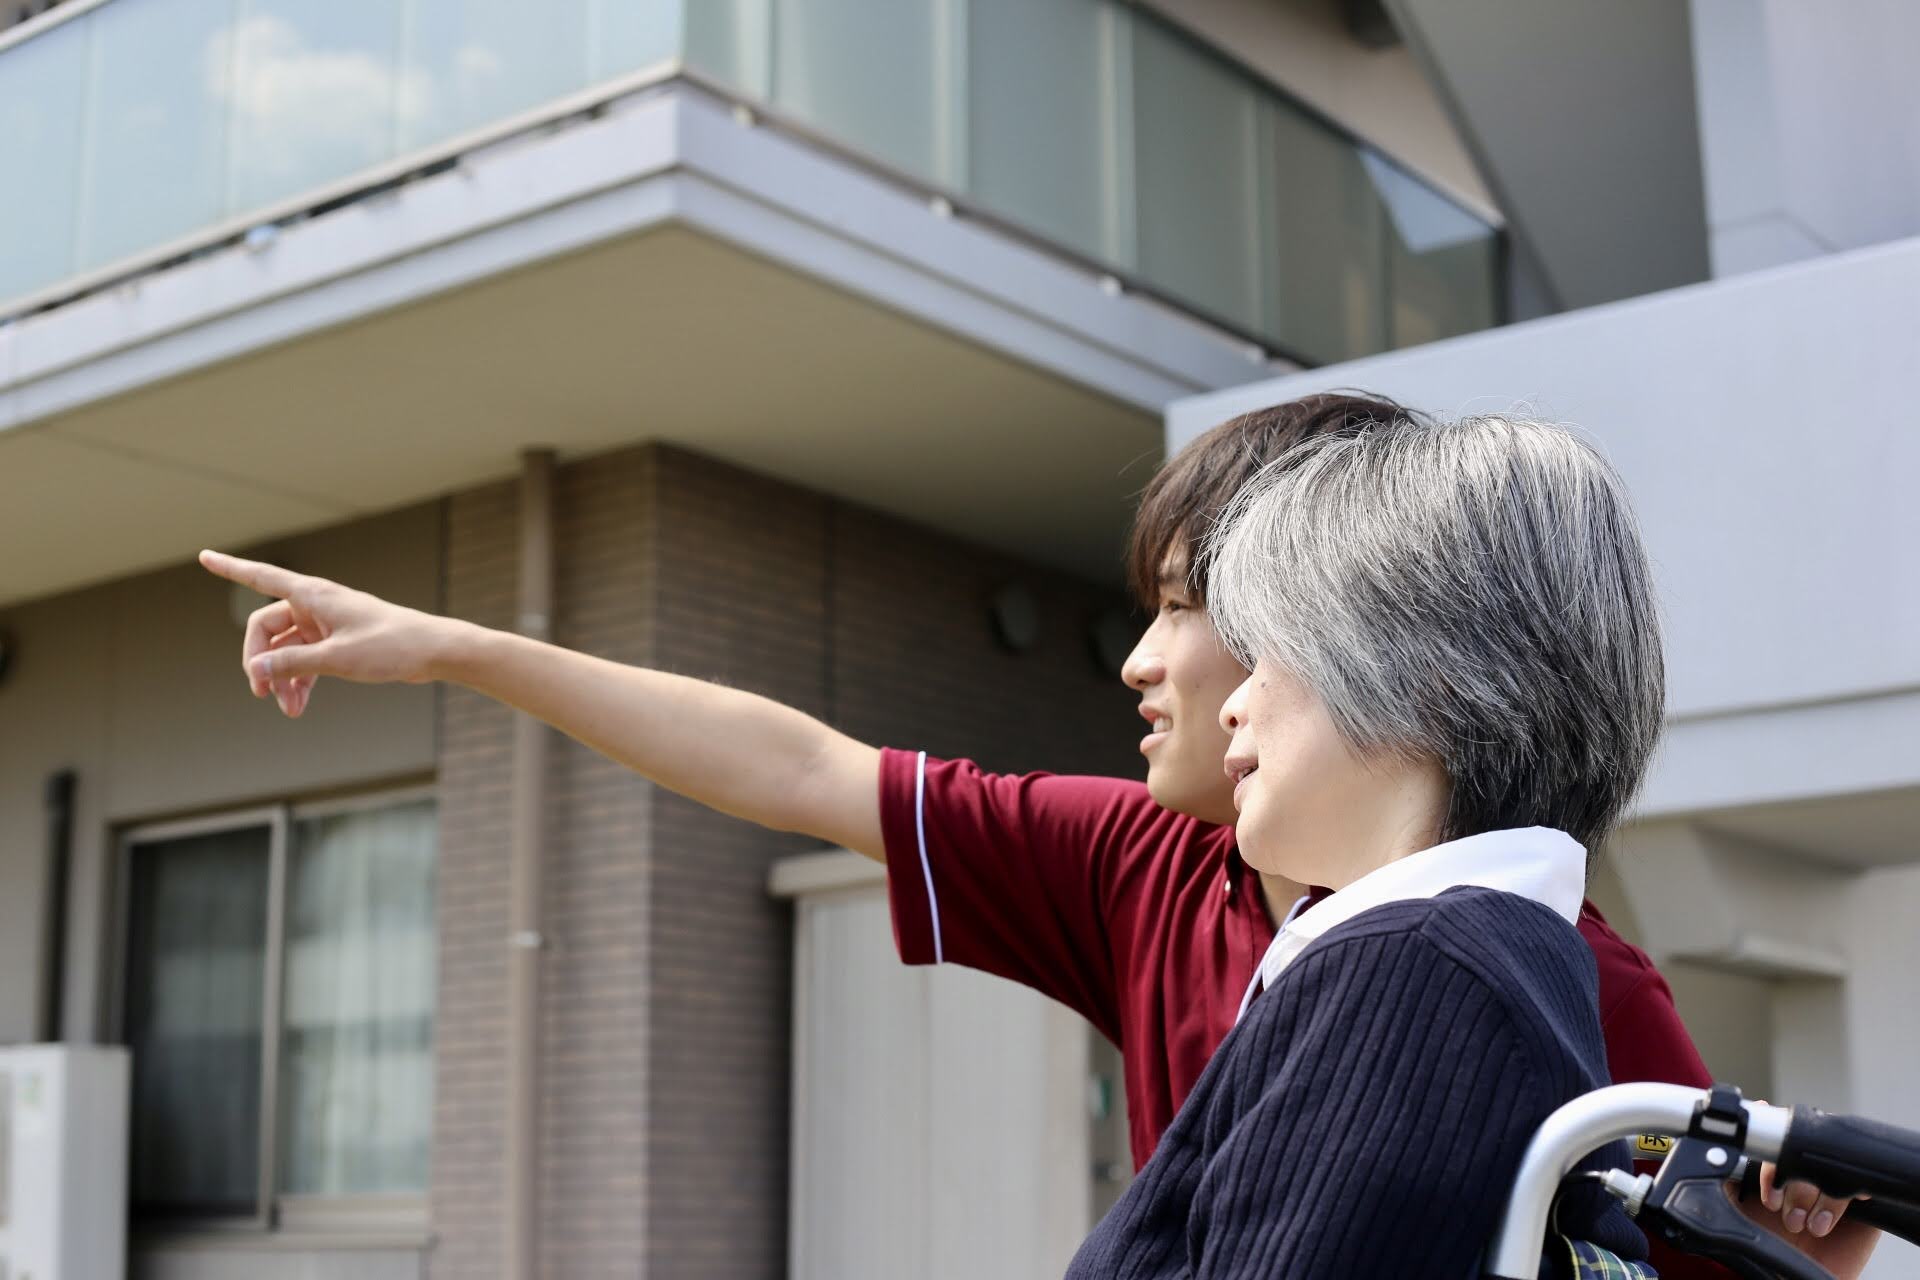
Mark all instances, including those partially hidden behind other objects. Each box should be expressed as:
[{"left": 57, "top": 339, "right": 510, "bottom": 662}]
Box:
[
  {"left": 0, "top": 0, "right": 681, "bottom": 312},
  {"left": 687, "top": 0, "right": 1504, "bottom": 362},
  {"left": 1, "top": 0, "right": 1500, "bottom": 364}
]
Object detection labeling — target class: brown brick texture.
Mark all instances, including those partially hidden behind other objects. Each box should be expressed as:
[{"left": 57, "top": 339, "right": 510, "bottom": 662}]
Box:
[{"left": 430, "top": 444, "right": 1142, "bottom": 1279}]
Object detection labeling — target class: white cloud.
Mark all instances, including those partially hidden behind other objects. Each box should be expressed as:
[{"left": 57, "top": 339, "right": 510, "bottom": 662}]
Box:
[
  {"left": 208, "top": 15, "right": 433, "bottom": 185},
  {"left": 454, "top": 42, "right": 504, "bottom": 84}
]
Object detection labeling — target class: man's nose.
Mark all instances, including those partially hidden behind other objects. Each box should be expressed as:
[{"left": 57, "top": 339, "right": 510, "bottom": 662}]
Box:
[{"left": 1121, "top": 633, "right": 1163, "bottom": 691}]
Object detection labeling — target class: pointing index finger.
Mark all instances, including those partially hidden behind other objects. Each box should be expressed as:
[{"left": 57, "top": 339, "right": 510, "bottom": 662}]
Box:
[{"left": 200, "top": 549, "right": 304, "bottom": 600}]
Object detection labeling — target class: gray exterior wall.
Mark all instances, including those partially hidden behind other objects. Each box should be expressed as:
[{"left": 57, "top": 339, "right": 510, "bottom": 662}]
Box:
[
  {"left": 1692, "top": 0, "right": 1920, "bottom": 276},
  {"left": 0, "top": 504, "right": 442, "bottom": 1047}
]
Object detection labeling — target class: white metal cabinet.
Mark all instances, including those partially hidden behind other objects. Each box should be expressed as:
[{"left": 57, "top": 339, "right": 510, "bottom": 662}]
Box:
[{"left": 0, "top": 1045, "right": 130, "bottom": 1280}]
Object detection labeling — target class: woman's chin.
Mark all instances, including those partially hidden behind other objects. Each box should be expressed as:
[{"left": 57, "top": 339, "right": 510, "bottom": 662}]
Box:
[{"left": 1232, "top": 814, "right": 1297, "bottom": 878}]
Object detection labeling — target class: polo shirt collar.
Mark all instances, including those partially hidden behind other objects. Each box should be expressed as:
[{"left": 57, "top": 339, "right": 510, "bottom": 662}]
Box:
[{"left": 1234, "top": 826, "right": 1587, "bottom": 1023}]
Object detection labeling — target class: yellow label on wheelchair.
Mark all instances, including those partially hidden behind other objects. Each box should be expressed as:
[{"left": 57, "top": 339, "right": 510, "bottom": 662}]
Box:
[{"left": 1632, "top": 1134, "right": 1674, "bottom": 1159}]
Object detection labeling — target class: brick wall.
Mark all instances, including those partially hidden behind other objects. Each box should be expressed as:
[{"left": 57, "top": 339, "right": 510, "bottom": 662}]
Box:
[
  {"left": 432, "top": 478, "right": 520, "bottom": 1280},
  {"left": 644, "top": 451, "right": 829, "bottom": 1277},
  {"left": 431, "top": 443, "right": 1142, "bottom": 1278},
  {"left": 539, "top": 452, "right": 658, "bottom": 1275}
]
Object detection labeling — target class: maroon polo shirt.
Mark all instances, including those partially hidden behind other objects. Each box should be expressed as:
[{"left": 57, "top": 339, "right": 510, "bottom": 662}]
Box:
[{"left": 879, "top": 750, "right": 1728, "bottom": 1279}]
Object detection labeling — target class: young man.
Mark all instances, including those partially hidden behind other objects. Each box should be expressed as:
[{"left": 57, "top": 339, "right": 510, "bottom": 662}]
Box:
[{"left": 200, "top": 393, "right": 1858, "bottom": 1274}]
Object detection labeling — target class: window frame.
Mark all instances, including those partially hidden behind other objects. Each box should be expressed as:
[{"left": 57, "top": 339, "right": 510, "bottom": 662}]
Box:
[{"left": 111, "top": 783, "right": 437, "bottom": 1237}]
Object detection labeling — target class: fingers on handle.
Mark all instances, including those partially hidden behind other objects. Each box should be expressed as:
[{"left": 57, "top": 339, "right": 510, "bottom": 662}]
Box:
[
  {"left": 1808, "top": 1190, "right": 1856, "bottom": 1238},
  {"left": 1768, "top": 1164, "right": 1857, "bottom": 1237},
  {"left": 200, "top": 549, "right": 305, "bottom": 600},
  {"left": 1781, "top": 1177, "right": 1822, "bottom": 1232}
]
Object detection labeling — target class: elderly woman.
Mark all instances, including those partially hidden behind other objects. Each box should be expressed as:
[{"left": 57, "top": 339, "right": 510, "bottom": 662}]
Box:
[{"left": 1066, "top": 414, "right": 1662, "bottom": 1278}]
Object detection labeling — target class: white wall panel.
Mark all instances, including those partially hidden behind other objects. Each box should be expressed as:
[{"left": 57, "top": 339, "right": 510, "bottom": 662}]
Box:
[{"left": 781, "top": 859, "right": 1091, "bottom": 1280}]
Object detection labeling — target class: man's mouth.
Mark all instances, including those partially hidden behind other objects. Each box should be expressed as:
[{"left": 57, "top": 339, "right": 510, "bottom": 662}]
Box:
[{"left": 1139, "top": 708, "right": 1173, "bottom": 755}]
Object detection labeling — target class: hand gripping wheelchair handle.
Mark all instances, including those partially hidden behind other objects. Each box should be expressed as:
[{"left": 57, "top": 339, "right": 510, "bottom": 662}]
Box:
[
  {"left": 1739, "top": 1155, "right": 1920, "bottom": 1246},
  {"left": 1777, "top": 1107, "right": 1920, "bottom": 1205},
  {"left": 1485, "top": 1083, "right": 1794, "bottom": 1278},
  {"left": 1484, "top": 1083, "right": 1754, "bottom": 1278},
  {"left": 1642, "top": 1138, "right": 1831, "bottom": 1280}
]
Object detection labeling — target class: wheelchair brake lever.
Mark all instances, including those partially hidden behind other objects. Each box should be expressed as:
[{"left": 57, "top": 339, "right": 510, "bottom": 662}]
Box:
[{"left": 1633, "top": 1139, "right": 1835, "bottom": 1280}]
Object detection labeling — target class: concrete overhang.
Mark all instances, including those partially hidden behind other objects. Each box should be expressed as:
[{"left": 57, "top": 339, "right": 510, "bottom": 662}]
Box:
[{"left": 0, "top": 83, "right": 1278, "bottom": 608}]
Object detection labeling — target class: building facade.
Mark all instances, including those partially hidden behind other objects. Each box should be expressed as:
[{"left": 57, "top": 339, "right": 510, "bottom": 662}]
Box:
[
  {"left": 1166, "top": 5, "right": 1920, "bottom": 1278},
  {"left": 0, "top": 1, "right": 1505, "bottom": 1277}
]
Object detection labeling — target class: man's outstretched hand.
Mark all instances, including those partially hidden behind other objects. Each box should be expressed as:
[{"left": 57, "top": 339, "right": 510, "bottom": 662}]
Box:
[{"left": 199, "top": 550, "right": 456, "bottom": 718}]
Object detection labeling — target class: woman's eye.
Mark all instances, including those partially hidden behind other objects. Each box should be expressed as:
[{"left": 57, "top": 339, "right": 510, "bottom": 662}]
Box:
[{"left": 1161, "top": 600, "right": 1187, "bottom": 615}]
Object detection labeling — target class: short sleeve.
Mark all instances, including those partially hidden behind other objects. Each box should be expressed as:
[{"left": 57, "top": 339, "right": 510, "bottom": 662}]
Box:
[{"left": 876, "top": 747, "right": 1187, "bottom": 1040}]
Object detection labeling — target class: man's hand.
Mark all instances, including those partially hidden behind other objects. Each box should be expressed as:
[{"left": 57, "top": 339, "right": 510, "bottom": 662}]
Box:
[
  {"left": 200, "top": 550, "right": 457, "bottom": 718},
  {"left": 198, "top": 548, "right": 885, "bottom": 857}
]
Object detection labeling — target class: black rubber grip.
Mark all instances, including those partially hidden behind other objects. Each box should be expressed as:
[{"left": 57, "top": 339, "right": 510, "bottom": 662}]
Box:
[
  {"left": 1852, "top": 1195, "right": 1920, "bottom": 1246},
  {"left": 1778, "top": 1108, "right": 1920, "bottom": 1203}
]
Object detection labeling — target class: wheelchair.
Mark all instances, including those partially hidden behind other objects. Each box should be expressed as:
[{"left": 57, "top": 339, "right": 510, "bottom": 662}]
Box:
[{"left": 1486, "top": 1082, "right": 1920, "bottom": 1279}]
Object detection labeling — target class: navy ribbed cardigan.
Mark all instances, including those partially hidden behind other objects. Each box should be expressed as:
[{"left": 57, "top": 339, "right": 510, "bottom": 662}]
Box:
[{"left": 1066, "top": 886, "right": 1648, "bottom": 1279}]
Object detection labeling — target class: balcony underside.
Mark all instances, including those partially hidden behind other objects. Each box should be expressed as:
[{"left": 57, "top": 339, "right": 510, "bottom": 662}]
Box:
[{"left": 0, "top": 89, "right": 1265, "bottom": 607}]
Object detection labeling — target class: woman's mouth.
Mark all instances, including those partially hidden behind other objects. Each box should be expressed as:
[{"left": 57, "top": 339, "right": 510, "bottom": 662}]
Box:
[{"left": 1227, "top": 761, "right": 1259, "bottom": 809}]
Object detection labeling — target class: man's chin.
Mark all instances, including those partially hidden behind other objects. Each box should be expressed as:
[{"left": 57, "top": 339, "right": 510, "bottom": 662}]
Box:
[{"left": 1146, "top": 769, "right": 1238, "bottom": 827}]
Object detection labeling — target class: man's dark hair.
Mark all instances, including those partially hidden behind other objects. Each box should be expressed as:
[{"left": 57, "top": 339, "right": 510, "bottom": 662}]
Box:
[{"left": 1125, "top": 392, "right": 1419, "bottom": 610}]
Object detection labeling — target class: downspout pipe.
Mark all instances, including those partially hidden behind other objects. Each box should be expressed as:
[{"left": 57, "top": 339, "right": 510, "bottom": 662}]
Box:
[
  {"left": 505, "top": 449, "right": 556, "bottom": 1280},
  {"left": 39, "top": 769, "right": 76, "bottom": 1043}
]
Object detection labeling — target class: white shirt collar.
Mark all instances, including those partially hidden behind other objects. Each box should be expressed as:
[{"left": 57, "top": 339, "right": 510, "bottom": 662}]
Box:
[{"left": 1235, "top": 826, "right": 1587, "bottom": 1023}]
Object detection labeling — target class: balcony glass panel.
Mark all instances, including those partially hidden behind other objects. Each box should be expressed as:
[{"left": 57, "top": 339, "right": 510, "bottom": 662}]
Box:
[
  {"left": 1261, "top": 101, "right": 1388, "bottom": 365},
  {"left": 399, "top": 0, "right": 593, "bottom": 152},
  {"left": 2, "top": 0, "right": 1502, "bottom": 361},
  {"left": 1363, "top": 151, "right": 1502, "bottom": 347},
  {"left": 966, "top": 0, "right": 1119, "bottom": 264},
  {"left": 226, "top": 0, "right": 405, "bottom": 214},
  {"left": 0, "top": 13, "right": 87, "bottom": 301},
  {"left": 1130, "top": 17, "right": 1265, "bottom": 336},
  {"left": 684, "top": 0, "right": 770, "bottom": 97},
  {"left": 771, "top": 0, "right": 949, "bottom": 186},
  {"left": 78, "top": 0, "right": 234, "bottom": 271},
  {"left": 590, "top": 0, "right": 682, "bottom": 82}
]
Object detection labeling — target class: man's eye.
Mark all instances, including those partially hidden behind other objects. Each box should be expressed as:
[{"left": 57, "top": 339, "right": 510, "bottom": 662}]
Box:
[{"left": 1161, "top": 600, "right": 1188, "bottom": 615}]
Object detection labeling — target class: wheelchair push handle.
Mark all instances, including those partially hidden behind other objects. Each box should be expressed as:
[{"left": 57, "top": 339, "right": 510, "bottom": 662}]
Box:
[
  {"left": 1777, "top": 1107, "right": 1920, "bottom": 1205},
  {"left": 1484, "top": 1083, "right": 1779, "bottom": 1278},
  {"left": 1487, "top": 1083, "right": 1920, "bottom": 1279}
]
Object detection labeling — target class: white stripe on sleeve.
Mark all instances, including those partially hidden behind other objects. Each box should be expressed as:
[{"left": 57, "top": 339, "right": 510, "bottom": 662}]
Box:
[{"left": 913, "top": 750, "right": 945, "bottom": 964}]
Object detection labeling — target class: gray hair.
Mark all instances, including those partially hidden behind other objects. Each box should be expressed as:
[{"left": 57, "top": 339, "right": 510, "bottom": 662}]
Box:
[{"left": 1204, "top": 413, "right": 1665, "bottom": 849}]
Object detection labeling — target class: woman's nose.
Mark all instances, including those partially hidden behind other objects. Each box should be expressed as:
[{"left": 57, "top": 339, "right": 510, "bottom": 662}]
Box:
[{"left": 1219, "top": 677, "right": 1252, "bottom": 733}]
